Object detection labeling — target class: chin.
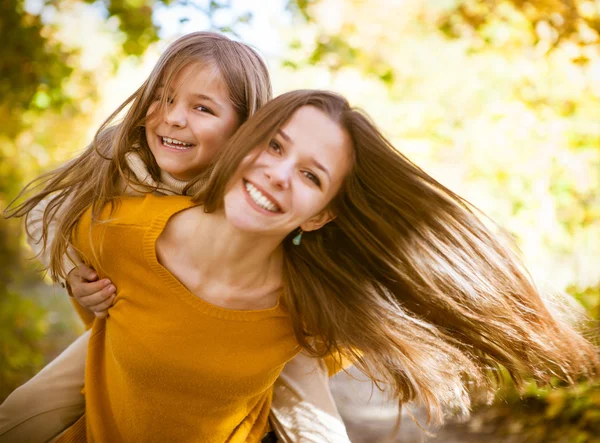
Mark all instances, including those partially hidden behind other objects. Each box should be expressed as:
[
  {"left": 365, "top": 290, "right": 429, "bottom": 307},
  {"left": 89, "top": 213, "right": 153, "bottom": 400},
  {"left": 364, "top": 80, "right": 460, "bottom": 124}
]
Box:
[{"left": 223, "top": 195, "right": 263, "bottom": 232}]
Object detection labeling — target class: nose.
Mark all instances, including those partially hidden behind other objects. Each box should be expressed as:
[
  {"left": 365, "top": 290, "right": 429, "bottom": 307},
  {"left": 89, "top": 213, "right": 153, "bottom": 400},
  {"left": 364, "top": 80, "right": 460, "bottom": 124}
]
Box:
[
  {"left": 264, "top": 159, "right": 293, "bottom": 190},
  {"left": 164, "top": 101, "right": 187, "bottom": 128}
]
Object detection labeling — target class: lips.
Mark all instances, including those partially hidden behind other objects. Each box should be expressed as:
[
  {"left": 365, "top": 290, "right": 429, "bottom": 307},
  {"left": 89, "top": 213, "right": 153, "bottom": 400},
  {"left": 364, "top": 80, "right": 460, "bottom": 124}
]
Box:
[
  {"left": 244, "top": 180, "right": 281, "bottom": 213},
  {"left": 159, "top": 135, "right": 195, "bottom": 151}
]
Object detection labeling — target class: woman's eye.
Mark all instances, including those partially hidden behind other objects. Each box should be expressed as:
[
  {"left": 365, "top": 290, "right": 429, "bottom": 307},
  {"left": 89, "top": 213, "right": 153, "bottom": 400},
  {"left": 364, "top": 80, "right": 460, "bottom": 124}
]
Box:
[
  {"left": 303, "top": 171, "right": 321, "bottom": 187},
  {"left": 269, "top": 140, "right": 282, "bottom": 154},
  {"left": 195, "top": 105, "right": 214, "bottom": 115}
]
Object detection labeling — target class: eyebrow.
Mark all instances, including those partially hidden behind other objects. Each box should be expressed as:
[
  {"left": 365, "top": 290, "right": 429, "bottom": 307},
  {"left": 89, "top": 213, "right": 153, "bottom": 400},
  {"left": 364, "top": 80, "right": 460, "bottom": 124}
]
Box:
[
  {"left": 311, "top": 159, "right": 331, "bottom": 181},
  {"left": 277, "top": 129, "right": 292, "bottom": 143},
  {"left": 277, "top": 129, "right": 332, "bottom": 181},
  {"left": 156, "top": 85, "right": 223, "bottom": 110},
  {"left": 192, "top": 93, "right": 223, "bottom": 110}
]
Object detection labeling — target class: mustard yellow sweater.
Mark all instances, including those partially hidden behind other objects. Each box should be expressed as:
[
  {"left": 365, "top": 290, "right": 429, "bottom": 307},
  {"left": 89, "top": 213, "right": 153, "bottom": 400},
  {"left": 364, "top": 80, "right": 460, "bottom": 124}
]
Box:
[{"left": 58, "top": 194, "right": 301, "bottom": 442}]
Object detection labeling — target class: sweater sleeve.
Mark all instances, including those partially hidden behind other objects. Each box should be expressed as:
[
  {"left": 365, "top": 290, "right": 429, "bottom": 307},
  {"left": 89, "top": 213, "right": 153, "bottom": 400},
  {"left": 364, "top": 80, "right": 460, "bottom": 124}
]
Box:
[
  {"left": 25, "top": 164, "right": 149, "bottom": 280},
  {"left": 26, "top": 196, "right": 83, "bottom": 283},
  {"left": 26, "top": 151, "right": 169, "bottom": 278},
  {"left": 270, "top": 351, "right": 351, "bottom": 442}
]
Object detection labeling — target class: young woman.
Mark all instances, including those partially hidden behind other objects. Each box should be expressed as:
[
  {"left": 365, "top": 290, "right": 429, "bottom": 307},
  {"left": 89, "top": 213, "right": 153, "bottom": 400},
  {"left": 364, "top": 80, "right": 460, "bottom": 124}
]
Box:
[
  {"left": 1, "top": 34, "right": 349, "bottom": 442},
  {"left": 48, "top": 90, "right": 600, "bottom": 440}
]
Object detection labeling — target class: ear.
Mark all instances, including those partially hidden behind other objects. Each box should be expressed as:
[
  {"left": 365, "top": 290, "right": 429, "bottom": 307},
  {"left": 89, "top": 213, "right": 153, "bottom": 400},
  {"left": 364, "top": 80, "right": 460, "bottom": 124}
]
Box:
[{"left": 301, "top": 209, "right": 336, "bottom": 233}]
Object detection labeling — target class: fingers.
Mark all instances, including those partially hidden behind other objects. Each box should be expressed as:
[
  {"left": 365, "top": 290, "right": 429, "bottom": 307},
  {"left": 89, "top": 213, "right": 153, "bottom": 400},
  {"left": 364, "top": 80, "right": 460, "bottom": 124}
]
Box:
[
  {"left": 89, "top": 292, "right": 117, "bottom": 319},
  {"left": 95, "top": 310, "right": 110, "bottom": 319},
  {"left": 66, "top": 265, "right": 117, "bottom": 316},
  {"left": 68, "top": 264, "right": 98, "bottom": 282},
  {"left": 71, "top": 279, "right": 114, "bottom": 299},
  {"left": 77, "top": 283, "right": 116, "bottom": 307},
  {"left": 78, "top": 265, "right": 99, "bottom": 282}
]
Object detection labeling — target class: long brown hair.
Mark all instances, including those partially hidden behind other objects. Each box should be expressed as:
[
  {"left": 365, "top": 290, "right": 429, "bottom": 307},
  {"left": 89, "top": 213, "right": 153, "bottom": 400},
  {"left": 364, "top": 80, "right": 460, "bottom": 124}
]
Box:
[
  {"left": 6, "top": 32, "right": 272, "bottom": 281},
  {"left": 199, "top": 89, "right": 598, "bottom": 423}
]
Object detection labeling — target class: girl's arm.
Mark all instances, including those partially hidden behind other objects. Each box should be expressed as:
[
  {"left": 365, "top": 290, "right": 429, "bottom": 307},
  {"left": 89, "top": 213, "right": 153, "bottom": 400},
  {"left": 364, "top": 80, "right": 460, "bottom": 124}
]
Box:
[{"left": 270, "top": 352, "right": 351, "bottom": 442}]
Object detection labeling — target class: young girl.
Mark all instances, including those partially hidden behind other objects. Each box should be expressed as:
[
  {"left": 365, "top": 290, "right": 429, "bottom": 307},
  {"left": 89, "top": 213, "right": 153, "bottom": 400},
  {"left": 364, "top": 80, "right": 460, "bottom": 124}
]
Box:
[
  {"left": 1, "top": 34, "right": 349, "bottom": 442},
  {"left": 39, "top": 89, "right": 599, "bottom": 441}
]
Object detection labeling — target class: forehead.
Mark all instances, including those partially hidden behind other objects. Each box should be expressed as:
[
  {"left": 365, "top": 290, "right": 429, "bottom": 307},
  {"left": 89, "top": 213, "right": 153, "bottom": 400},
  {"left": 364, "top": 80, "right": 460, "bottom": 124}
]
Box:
[
  {"left": 280, "top": 106, "right": 352, "bottom": 169},
  {"left": 162, "top": 62, "right": 227, "bottom": 96}
]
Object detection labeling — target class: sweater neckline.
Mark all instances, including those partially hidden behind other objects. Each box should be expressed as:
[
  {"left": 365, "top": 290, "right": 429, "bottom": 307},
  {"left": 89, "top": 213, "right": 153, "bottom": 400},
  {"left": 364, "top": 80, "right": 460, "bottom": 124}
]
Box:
[
  {"left": 126, "top": 151, "right": 204, "bottom": 195},
  {"left": 142, "top": 197, "right": 287, "bottom": 322}
]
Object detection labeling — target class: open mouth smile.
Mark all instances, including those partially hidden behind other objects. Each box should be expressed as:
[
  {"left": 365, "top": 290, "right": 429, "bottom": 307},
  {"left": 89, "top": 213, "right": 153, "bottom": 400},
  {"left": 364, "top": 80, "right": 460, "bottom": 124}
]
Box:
[
  {"left": 160, "top": 136, "right": 195, "bottom": 151},
  {"left": 244, "top": 180, "right": 281, "bottom": 213}
]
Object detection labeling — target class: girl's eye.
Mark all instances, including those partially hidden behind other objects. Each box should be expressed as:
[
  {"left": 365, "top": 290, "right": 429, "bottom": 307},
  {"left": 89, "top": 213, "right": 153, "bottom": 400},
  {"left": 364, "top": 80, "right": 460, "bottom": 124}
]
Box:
[
  {"left": 269, "top": 139, "right": 282, "bottom": 154},
  {"left": 303, "top": 171, "right": 321, "bottom": 187},
  {"left": 154, "top": 90, "right": 174, "bottom": 104},
  {"left": 155, "top": 96, "right": 174, "bottom": 104},
  {"left": 195, "top": 105, "right": 214, "bottom": 115}
]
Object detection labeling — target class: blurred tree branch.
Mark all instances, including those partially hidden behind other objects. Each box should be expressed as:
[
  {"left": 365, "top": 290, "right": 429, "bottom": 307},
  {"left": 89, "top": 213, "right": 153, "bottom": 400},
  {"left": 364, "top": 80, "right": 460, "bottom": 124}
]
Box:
[
  {"left": 438, "top": 0, "right": 600, "bottom": 49},
  {"left": 284, "top": 0, "right": 600, "bottom": 80}
]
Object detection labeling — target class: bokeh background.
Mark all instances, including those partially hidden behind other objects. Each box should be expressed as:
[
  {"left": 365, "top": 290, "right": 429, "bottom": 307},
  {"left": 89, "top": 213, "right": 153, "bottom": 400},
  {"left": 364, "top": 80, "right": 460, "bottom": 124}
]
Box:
[{"left": 1, "top": 0, "right": 599, "bottom": 441}]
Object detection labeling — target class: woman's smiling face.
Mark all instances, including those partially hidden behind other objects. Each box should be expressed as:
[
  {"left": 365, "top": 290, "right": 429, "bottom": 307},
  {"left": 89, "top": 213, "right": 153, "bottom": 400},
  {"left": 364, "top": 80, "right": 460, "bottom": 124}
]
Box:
[
  {"left": 223, "top": 105, "right": 353, "bottom": 238},
  {"left": 145, "top": 63, "right": 240, "bottom": 181}
]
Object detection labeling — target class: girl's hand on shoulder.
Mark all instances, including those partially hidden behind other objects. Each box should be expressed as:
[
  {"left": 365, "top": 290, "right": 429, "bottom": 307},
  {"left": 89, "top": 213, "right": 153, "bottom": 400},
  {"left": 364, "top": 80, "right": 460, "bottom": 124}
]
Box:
[{"left": 66, "top": 265, "right": 117, "bottom": 318}]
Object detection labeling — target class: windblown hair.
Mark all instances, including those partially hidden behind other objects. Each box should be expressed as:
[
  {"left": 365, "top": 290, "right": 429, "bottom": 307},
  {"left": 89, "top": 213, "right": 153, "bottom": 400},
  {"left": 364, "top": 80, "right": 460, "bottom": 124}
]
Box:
[
  {"left": 6, "top": 32, "right": 272, "bottom": 281},
  {"left": 199, "top": 90, "right": 599, "bottom": 423}
]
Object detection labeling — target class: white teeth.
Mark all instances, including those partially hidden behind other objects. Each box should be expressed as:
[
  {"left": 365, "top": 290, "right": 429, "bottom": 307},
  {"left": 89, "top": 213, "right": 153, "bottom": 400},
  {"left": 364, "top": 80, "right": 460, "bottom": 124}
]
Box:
[
  {"left": 244, "top": 182, "right": 279, "bottom": 212},
  {"left": 161, "top": 136, "right": 193, "bottom": 149}
]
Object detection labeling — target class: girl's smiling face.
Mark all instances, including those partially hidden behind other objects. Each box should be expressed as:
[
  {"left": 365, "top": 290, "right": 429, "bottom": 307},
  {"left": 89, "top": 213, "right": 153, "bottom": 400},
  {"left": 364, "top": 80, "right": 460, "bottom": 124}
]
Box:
[
  {"left": 223, "top": 105, "right": 353, "bottom": 238},
  {"left": 145, "top": 63, "right": 240, "bottom": 181}
]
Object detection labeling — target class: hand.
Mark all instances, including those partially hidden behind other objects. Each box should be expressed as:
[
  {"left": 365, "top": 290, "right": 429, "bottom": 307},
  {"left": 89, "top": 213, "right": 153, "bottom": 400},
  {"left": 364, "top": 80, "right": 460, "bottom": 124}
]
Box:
[{"left": 66, "top": 265, "right": 116, "bottom": 319}]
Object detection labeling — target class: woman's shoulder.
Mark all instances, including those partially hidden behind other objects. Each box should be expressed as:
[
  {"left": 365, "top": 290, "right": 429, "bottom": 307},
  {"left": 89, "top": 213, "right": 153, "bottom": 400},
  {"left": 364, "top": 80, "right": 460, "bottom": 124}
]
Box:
[
  {"left": 115, "top": 194, "right": 197, "bottom": 226},
  {"left": 79, "top": 194, "right": 196, "bottom": 230},
  {"left": 76, "top": 195, "right": 198, "bottom": 244},
  {"left": 139, "top": 193, "right": 195, "bottom": 211}
]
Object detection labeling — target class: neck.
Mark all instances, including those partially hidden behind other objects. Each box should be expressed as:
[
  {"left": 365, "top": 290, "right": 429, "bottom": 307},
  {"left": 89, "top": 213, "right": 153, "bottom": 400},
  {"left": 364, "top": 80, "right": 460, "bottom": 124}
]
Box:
[{"left": 176, "top": 208, "right": 285, "bottom": 291}]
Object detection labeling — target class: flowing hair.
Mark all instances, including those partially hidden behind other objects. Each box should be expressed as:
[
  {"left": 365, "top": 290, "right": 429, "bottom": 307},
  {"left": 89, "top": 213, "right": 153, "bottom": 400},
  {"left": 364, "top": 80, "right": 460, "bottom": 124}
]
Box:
[
  {"left": 198, "top": 89, "right": 599, "bottom": 423},
  {"left": 5, "top": 32, "right": 272, "bottom": 281}
]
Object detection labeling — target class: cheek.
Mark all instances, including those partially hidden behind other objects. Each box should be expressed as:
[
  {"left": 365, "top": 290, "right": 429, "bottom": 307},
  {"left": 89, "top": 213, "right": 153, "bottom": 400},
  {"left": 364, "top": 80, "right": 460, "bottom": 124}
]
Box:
[
  {"left": 145, "top": 104, "right": 160, "bottom": 128},
  {"left": 297, "top": 187, "right": 335, "bottom": 219},
  {"left": 146, "top": 102, "right": 158, "bottom": 115},
  {"left": 223, "top": 185, "right": 247, "bottom": 218},
  {"left": 224, "top": 118, "right": 241, "bottom": 138},
  {"left": 294, "top": 186, "right": 319, "bottom": 215},
  {"left": 190, "top": 121, "right": 224, "bottom": 145},
  {"left": 236, "top": 149, "right": 265, "bottom": 174},
  {"left": 145, "top": 122, "right": 160, "bottom": 146},
  {"left": 144, "top": 125, "right": 156, "bottom": 150},
  {"left": 214, "top": 120, "right": 240, "bottom": 143},
  {"left": 213, "top": 113, "right": 241, "bottom": 142}
]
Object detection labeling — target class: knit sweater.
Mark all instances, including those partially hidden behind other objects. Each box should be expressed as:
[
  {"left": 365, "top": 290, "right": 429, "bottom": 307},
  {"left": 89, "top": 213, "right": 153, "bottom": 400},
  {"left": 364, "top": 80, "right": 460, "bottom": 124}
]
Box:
[
  {"left": 28, "top": 152, "right": 351, "bottom": 442},
  {"left": 26, "top": 152, "right": 205, "bottom": 329},
  {"left": 26, "top": 152, "right": 203, "bottom": 286},
  {"left": 57, "top": 194, "right": 301, "bottom": 442}
]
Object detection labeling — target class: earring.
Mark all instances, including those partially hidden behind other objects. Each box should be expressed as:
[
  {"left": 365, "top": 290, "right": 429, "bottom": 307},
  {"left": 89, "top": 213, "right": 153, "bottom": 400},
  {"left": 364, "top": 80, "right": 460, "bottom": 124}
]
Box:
[{"left": 292, "top": 230, "right": 303, "bottom": 246}]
